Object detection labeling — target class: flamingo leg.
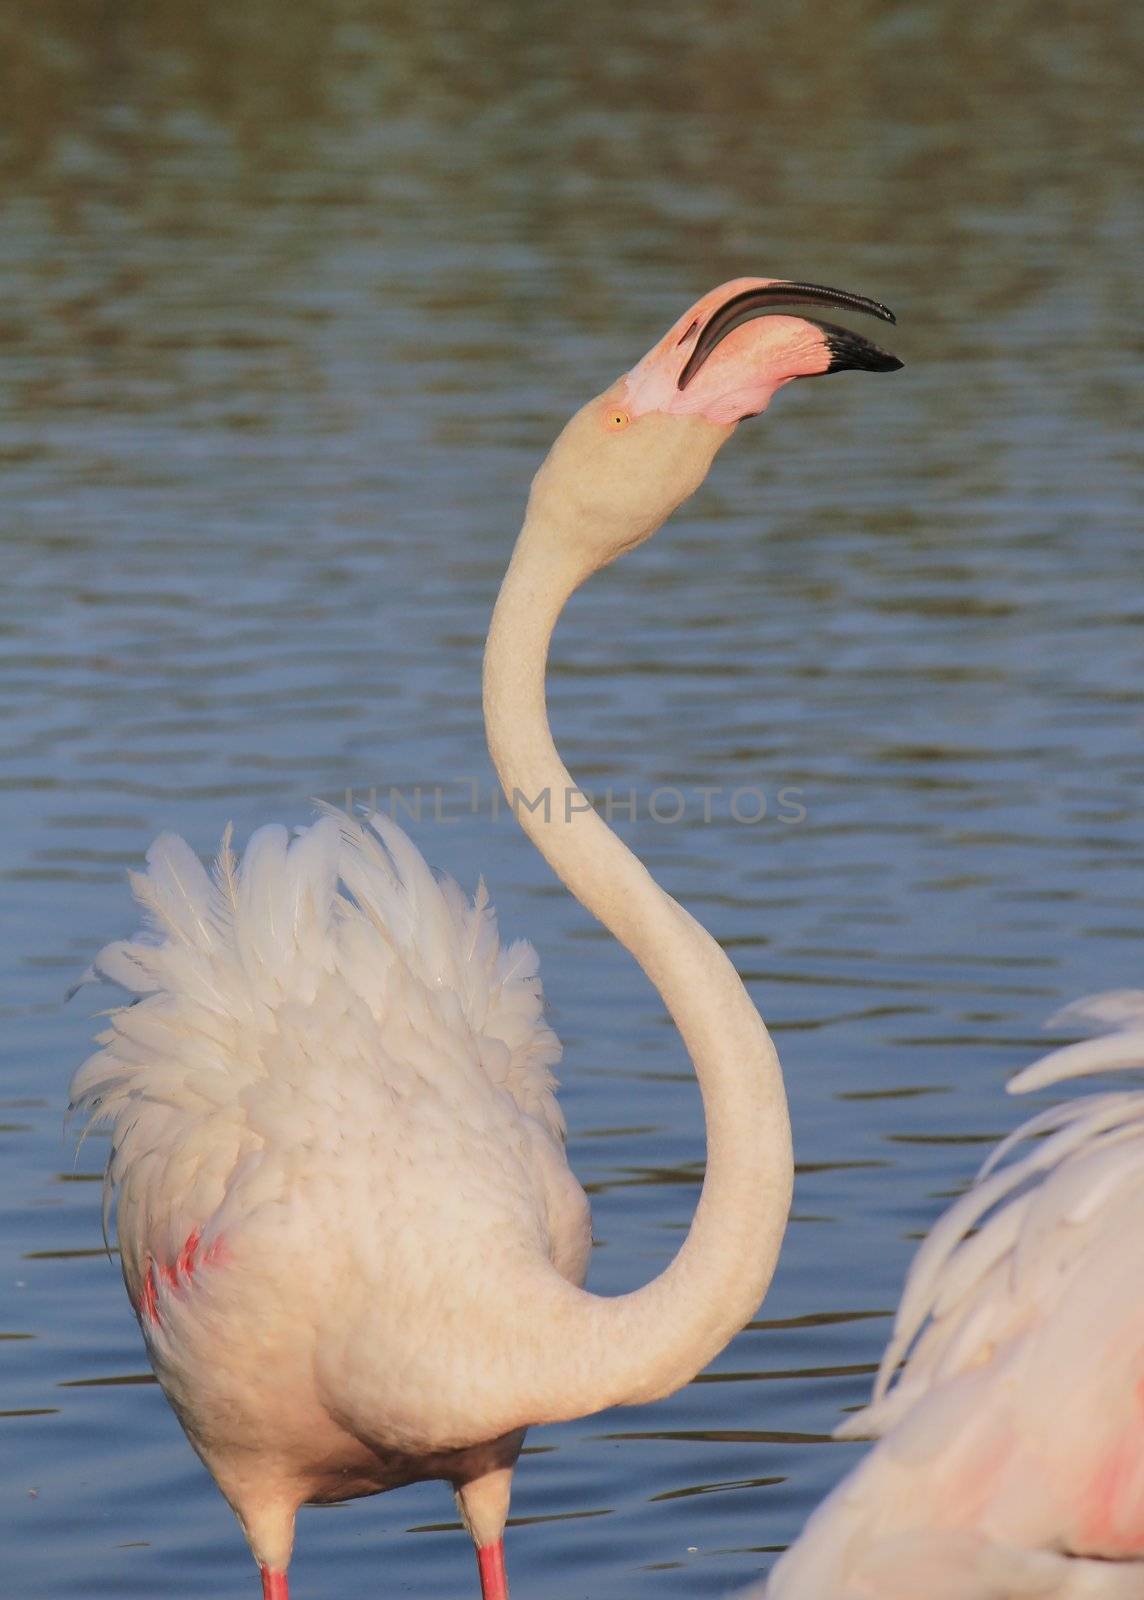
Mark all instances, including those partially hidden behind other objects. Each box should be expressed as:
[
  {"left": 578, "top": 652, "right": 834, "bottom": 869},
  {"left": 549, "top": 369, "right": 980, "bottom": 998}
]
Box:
[
  {"left": 260, "top": 1566, "right": 289, "bottom": 1600},
  {"left": 476, "top": 1539, "right": 509, "bottom": 1600}
]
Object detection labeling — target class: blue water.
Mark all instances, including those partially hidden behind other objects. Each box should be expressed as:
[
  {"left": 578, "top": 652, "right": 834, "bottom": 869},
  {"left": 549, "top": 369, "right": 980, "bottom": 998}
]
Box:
[{"left": 1, "top": 3, "right": 1140, "bottom": 1595}]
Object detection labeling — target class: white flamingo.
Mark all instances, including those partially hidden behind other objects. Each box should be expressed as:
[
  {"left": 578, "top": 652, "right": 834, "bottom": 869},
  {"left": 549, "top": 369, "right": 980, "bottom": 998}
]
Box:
[
  {"left": 70, "top": 276, "right": 902, "bottom": 1600},
  {"left": 760, "top": 991, "right": 1144, "bottom": 1599}
]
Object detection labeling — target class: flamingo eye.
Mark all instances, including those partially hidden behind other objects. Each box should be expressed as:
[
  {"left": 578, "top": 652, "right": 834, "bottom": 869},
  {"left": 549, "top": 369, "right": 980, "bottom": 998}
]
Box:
[{"left": 604, "top": 407, "right": 631, "bottom": 432}]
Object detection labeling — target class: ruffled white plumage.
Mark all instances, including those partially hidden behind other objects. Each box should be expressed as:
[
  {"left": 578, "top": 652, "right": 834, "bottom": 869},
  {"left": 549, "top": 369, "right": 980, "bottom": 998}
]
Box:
[
  {"left": 70, "top": 811, "right": 588, "bottom": 1415},
  {"left": 760, "top": 992, "right": 1144, "bottom": 1600}
]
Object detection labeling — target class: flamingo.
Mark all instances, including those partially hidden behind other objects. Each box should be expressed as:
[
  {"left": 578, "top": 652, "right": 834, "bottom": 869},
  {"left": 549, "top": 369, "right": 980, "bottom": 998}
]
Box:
[
  {"left": 69, "top": 276, "right": 902, "bottom": 1600},
  {"left": 760, "top": 991, "right": 1144, "bottom": 1599}
]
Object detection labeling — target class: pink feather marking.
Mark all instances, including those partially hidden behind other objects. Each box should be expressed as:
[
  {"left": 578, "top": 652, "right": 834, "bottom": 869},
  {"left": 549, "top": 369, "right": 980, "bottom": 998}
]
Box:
[
  {"left": 1079, "top": 1422, "right": 1144, "bottom": 1557},
  {"left": 158, "top": 1226, "right": 208, "bottom": 1287},
  {"left": 138, "top": 1230, "right": 226, "bottom": 1328},
  {"left": 139, "top": 1261, "right": 160, "bottom": 1326},
  {"left": 175, "top": 1226, "right": 202, "bottom": 1279}
]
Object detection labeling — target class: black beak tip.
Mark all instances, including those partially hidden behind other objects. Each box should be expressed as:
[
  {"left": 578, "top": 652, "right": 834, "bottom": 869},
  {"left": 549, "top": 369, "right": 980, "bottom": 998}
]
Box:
[
  {"left": 822, "top": 325, "right": 904, "bottom": 375},
  {"left": 832, "top": 349, "right": 905, "bottom": 374}
]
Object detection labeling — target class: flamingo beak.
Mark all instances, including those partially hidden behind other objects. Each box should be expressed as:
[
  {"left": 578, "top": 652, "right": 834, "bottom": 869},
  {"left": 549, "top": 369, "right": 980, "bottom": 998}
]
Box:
[{"left": 677, "top": 280, "right": 902, "bottom": 390}]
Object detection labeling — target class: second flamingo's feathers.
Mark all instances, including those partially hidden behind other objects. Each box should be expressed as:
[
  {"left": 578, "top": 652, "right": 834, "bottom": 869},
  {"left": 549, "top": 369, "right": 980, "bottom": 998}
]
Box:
[
  {"left": 763, "top": 993, "right": 1144, "bottom": 1599},
  {"left": 848, "top": 993, "right": 1144, "bottom": 1438},
  {"left": 70, "top": 812, "right": 572, "bottom": 1321}
]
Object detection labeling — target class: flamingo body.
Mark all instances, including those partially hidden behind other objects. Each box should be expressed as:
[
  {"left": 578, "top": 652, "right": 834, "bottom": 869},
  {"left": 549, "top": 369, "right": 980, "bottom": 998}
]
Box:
[
  {"left": 763, "top": 993, "right": 1144, "bottom": 1599},
  {"left": 72, "top": 811, "right": 589, "bottom": 1574}
]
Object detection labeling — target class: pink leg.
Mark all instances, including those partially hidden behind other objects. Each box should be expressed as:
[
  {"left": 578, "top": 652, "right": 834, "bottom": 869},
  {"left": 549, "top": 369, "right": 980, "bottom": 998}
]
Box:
[
  {"left": 476, "top": 1539, "right": 509, "bottom": 1600},
  {"left": 260, "top": 1566, "right": 289, "bottom": 1600}
]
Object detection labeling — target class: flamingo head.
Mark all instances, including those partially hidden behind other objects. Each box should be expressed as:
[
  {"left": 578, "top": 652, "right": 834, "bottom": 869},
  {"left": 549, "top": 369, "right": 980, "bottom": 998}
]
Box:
[
  {"left": 529, "top": 276, "right": 902, "bottom": 571},
  {"left": 622, "top": 276, "right": 901, "bottom": 425}
]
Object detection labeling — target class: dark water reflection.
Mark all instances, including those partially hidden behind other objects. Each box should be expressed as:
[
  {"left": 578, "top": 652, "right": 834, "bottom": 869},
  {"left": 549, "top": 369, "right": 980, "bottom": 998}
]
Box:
[{"left": 2, "top": 2, "right": 1141, "bottom": 1595}]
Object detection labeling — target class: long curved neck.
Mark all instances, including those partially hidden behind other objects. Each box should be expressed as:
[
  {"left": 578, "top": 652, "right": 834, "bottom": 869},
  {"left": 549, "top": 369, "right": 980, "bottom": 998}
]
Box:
[{"left": 481, "top": 508, "right": 793, "bottom": 1423}]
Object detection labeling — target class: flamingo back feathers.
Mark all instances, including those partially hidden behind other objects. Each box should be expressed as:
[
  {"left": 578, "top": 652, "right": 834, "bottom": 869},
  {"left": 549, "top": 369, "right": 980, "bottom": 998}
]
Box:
[
  {"left": 70, "top": 812, "right": 569, "bottom": 1322},
  {"left": 763, "top": 993, "right": 1144, "bottom": 1598},
  {"left": 848, "top": 995, "right": 1144, "bottom": 1437}
]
